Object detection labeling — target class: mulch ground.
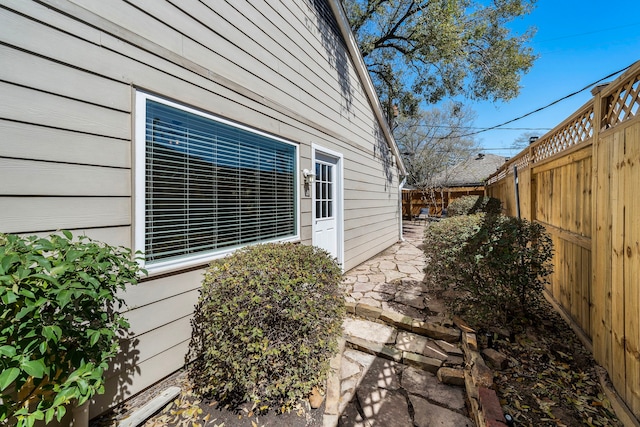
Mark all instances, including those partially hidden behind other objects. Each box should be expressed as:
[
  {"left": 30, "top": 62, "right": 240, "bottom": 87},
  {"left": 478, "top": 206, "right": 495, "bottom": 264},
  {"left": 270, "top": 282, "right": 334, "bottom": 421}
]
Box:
[
  {"left": 480, "top": 299, "right": 623, "bottom": 427},
  {"left": 91, "top": 370, "right": 324, "bottom": 427}
]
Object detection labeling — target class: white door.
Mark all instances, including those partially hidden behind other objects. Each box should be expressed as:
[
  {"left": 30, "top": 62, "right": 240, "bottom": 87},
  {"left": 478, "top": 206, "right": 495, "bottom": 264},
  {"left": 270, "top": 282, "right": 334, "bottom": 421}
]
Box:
[{"left": 312, "top": 151, "right": 341, "bottom": 264}]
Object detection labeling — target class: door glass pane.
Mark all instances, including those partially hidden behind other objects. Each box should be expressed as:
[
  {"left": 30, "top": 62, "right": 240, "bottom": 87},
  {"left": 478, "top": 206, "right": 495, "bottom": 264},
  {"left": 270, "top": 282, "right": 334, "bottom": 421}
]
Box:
[{"left": 314, "top": 161, "right": 334, "bottom": 219}]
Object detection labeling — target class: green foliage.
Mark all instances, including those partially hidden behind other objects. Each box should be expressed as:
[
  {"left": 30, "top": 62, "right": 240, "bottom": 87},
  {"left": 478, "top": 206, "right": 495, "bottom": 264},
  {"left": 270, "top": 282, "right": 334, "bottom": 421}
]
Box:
[
  {"left": 0, "top": 232, "right": 144, "bottom": 427},
  {"left": 344, "top": 0, "right": 537, "bottom": 119},
  {"left": 424, "top": 214, "right": 553, "bottom": 328},
  {"left": 447, "top": 195, "right": 502, "bottom": 217},
  {"left": 423, "top": 213, "right": 485, "bottom": 284},
  {"left": 188, "top": 243, "right": 345, "bottom": 411}
]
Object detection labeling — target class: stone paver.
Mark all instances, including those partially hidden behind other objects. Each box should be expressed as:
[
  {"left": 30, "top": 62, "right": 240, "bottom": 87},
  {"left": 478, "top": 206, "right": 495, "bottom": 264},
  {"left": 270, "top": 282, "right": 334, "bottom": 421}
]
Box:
[
  {"left": 396, "top": 331, "right": 448, "bottom": 360},
  {"left": 357, "top": 389, "right": 412, "bottom": 427},
  {"left": 353, "top": 282, "right": 376, "bottom": 293},
  {"left": 401, "top": 366, "right": 466, "bottom": 411},
  {"left": 409, "top": 395, "right": 474, "bottom": 427},
  {"left": 357, "top": 358, "right": 401, "bottom": 391},
  {"left": 394, "top": 293, "right": 425, "bottom": 309},
  {"left": 325, "top": 222, "right": 474, "bottom": 427},
  {"left": 342, "top": 318, "right": 397, "bottom": 345}
]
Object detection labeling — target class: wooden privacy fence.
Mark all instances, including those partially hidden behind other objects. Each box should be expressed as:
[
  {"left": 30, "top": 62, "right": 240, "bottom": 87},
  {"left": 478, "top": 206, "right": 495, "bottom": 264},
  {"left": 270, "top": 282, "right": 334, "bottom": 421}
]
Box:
[
  {"left": 486, "top": 61, "right": 640, "bottom": 420},
  {"left": 402, "top": 186, "right": 485, "bottom": 218}
]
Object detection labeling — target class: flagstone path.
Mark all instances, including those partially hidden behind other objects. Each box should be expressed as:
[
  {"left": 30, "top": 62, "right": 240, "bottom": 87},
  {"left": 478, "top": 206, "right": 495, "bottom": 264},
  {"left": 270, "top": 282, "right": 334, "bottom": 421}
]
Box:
[{"left": 322, "top": 222, "right": 475, "bottom": 427}]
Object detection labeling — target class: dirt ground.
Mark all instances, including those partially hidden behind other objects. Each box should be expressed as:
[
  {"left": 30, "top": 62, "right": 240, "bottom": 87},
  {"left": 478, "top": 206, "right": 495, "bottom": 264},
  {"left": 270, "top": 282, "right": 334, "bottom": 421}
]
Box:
[
  {"left": 91, "top": 369, "right": 324, "bottom": 427},
  {"left": 470, "top": 298, "right": 622, "bottom": 427}
]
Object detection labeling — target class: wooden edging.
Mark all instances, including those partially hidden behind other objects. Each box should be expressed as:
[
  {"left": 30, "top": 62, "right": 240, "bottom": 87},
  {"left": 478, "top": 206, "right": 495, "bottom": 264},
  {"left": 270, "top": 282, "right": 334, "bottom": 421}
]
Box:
[
  {"left": 118, "top": 386, "right": 181, "bottom": 427},
  {"left": 543, "top": 291, "right": 640, "bottom": 427}
]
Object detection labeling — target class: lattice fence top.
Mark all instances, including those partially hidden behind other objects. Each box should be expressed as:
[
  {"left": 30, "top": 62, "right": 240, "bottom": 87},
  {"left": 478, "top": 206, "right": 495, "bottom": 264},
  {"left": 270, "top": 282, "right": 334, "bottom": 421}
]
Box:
[
  {"left": 486, "top": 105, "right": 593, "bottom": 184},
  {"left": 514, "top": 151, "right": 530, "bottom": 170},
  {"left": 602, "top": 69, "right": 640, "bottom": 129},
  {"left": 532, "top": 105, "right": 594, "bottom": 164}
]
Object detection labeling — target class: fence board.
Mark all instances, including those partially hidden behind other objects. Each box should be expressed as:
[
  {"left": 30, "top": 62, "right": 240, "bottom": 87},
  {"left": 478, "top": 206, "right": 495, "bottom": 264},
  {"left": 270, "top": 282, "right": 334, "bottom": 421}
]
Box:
[
  {"left": 401, "top": 187, "right": 484, "bottom": 218},
  {"left": 593, "top": 130, "right": 614, "bottom": 375},
  {"left": 624, "top": 123, "right": 640, "bottom": 415},
  {"left": 611, "top": 131, "right": 627, "bottom": 394}
]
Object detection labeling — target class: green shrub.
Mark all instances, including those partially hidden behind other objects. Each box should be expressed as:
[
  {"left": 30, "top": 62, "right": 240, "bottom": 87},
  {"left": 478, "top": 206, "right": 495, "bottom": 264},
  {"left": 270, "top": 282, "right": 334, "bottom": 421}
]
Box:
[
  {"left": 0, "top": 232, "right": 144, "bottom": 427},
  {"left": 188, "top": 243, "right": 345, "bottom": 410},
  {"left": 423, "top": 213, "right": 485, "bottom": 287},
  {"left": 447, "top": 195, "right": 501, "bottom": 217},
  {"left": 424, "top": 215, "right": 553, "bottom": 327}
]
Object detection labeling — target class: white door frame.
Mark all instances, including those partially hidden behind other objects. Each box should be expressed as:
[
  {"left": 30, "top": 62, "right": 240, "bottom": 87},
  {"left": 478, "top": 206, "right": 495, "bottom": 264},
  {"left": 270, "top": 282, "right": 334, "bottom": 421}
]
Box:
[{"left": 311, "top": 144, "right": 344, "bottom": 269}]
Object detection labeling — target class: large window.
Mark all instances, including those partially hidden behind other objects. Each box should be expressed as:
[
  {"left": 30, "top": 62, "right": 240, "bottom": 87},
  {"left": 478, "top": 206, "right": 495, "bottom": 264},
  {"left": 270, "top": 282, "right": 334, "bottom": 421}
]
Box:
[{"left": 135, "top": 93, "right": 298, "bottom": 271}]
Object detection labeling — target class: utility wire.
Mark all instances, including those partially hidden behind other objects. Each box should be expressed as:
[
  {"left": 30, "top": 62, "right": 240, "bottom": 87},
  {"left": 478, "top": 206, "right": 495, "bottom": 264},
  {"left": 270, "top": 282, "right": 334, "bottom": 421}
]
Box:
[
  {"left": 407, "top": 125, "right": 552, "bottom": 131},
  {"left": 449, "top": 62, "right": 635, "bottom": 139}
]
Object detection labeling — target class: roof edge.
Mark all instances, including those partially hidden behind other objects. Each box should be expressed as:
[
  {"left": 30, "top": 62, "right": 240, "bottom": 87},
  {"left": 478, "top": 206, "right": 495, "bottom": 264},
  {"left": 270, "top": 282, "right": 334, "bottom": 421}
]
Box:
[{"left": 327, "top": 0, "right": 407, "bottom": 176}]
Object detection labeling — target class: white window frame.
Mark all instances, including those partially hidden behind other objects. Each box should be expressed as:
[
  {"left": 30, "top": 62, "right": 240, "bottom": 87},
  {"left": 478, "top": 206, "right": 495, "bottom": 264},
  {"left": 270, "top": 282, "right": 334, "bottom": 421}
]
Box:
[{"left": 134, "top": 91, "right": 300, "bottom": 275}]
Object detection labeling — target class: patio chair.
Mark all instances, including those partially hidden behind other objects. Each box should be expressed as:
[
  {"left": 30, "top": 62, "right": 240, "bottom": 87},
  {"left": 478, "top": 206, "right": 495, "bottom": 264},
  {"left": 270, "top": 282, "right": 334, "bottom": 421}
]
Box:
[{"left": 416, "top": 208, "right": 430, "bottom": 223}]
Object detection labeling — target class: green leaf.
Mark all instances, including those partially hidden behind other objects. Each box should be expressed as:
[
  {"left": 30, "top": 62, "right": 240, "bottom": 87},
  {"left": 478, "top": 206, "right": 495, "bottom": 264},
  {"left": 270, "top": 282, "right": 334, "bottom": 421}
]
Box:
[
  {"left": 27, "top": 273, "right": 58, "bottom": 285},
  {"left": 21, "top": 359, "right": 46, "bottom": 379},
  {"left": 42, "top": 325, "right": 56, "bottom": 342},
  {"left": 77, "top": 379, "right": 88, "bottom": 396},
  {"left": 88, "top": 330, "right": 100, "bottom": 347},
  {"left": 55, "top": 405, "right": 66, "bottom": 422},
  {"left": 18, "top": 287, "right": 36, "bottom": 299},
  {"left": 62, "top": 230, "right": 73, "bottom": 240},
  {"left": 15, "top": 306, "right": 35, "bottom": 321},
  {"left": 48, "top": 265, "right": 67, "bottom": 277},
  {"left": 57, "top": 289, "right": 72, "bottom": 309},
  {"left": 1, "top": 290, "right": 17, "bottom": 305},
  {"left": 0, "top": 367, "right": 20, "bottom": 391},
  {"left": 0, "top": 345, "right": 17, "bottom": 357},
  {"left": 45, "top": 408, "right": 55, "bottom": 424},
  {"left": 1, "top": 254, "right": 19, "bottom": 275}
]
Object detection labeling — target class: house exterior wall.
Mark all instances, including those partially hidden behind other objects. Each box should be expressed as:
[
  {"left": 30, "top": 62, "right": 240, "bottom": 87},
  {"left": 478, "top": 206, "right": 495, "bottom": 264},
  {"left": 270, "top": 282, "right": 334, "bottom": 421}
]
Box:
[{"left": 0, "top": 0, "right": 401, "bottom": 416}]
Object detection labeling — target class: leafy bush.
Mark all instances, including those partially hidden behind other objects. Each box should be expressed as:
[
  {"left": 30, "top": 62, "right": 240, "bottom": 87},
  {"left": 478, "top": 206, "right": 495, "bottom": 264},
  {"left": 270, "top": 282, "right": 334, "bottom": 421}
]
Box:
[
  {"left": 424, "top": 215, "right": 553, "bottom": 327},
  {"left": 0, "top": 232, "right": 144, "bottom": 427},
  {"left": 447, "top": 195, "right": 501, "bottom": 217},
  {"left": 423, "top": 213, "right": 485, "bottom": 287},
  {"left": 188, "top": 243, "right": 345, "bottom": 410}
]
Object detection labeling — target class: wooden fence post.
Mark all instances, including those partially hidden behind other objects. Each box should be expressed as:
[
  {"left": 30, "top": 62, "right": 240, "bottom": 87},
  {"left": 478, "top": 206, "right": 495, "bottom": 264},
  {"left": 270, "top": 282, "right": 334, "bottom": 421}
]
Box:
[
  {"left": 590, "top": 84, "right": 609, "bottom": 374},
  {"left": 528, "top": 146, "right": 534, "bottom": 222}
]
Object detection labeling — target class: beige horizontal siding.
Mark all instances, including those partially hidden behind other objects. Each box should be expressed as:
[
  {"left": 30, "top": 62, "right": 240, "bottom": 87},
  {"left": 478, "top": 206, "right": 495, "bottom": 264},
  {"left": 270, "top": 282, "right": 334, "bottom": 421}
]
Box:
[
  {"left": 0, "top": 197, "right": 131, "bottom": 233},
  {"left": 0, "top": 120, "right": 130, "bottom": 168},
  {"left": 0, "top": 82, "right": 130, "bottom": 139},
  {"left": 123, "top": 289, "right": 200, "bottom": 337},
  {"left": 119, "top": 270, "right": 203, "bottom": 311},
  {"left": 0, "top": 44, "right": 130, "bottom": 111},
  {"left": 0, "top": 158, "right": 130, "bottom": 196},
  {"left": 345, "top": 228, "right": 400, "bottom": 270},
  {"left": 93, "top": 340, "right": 190, "bottom": 416}
]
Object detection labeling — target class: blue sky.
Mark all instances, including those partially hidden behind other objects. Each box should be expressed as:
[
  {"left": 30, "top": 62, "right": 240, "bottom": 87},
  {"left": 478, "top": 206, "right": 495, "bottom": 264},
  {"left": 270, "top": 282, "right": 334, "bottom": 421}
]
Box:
[{"left": 466, "top": 0, "right": 640, "bottom": 158}]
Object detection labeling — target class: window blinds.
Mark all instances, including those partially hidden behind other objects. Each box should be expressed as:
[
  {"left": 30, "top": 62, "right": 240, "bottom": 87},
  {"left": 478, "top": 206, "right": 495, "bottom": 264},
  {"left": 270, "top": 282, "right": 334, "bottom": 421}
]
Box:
[{"left": 144, "top": 100, "right": 297, "bottom": 263}]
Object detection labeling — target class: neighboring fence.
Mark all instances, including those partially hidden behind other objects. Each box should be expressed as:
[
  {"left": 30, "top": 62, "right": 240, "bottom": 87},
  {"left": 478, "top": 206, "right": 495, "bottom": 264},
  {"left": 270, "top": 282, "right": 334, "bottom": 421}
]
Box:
[
  {"left": 402, "top": 186, "right": 485, "bottom": 219},
  {"left": 486, "top": 61, "right": 640, "bottom": 420}
]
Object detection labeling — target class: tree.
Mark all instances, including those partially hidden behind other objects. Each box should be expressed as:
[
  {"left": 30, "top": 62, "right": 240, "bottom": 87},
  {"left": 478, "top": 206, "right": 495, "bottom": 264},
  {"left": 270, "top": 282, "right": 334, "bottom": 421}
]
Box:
[
  {"left": 343, "top": 0, "right": 538, "bottom": 122},
  {"left": 511, "top": 131, "right": 540, "bottom": 151},
  {"left": 395, "top": 102, "right": 479, "bottom": 209}
]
